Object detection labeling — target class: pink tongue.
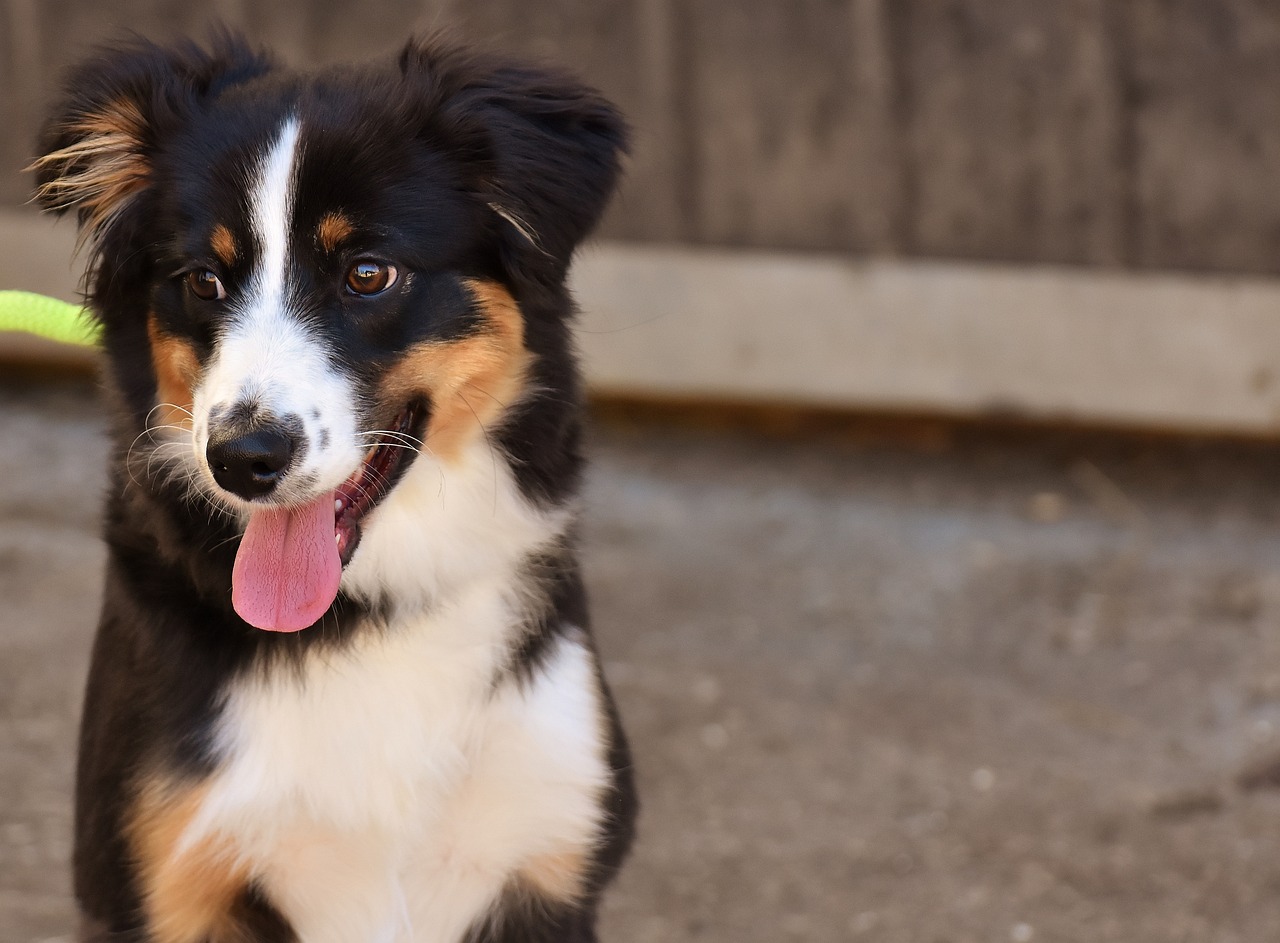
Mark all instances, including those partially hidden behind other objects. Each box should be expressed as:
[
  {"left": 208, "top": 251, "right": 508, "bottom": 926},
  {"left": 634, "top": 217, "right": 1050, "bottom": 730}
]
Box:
[{"left": 232, "top": 493, "right": 342, "bottom": 632}]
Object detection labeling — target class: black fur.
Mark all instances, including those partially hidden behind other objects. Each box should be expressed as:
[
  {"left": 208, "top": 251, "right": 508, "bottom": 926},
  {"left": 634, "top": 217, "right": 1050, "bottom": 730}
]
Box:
[{"left": 37, "top": 31, "right": 634, "bottom": 942}]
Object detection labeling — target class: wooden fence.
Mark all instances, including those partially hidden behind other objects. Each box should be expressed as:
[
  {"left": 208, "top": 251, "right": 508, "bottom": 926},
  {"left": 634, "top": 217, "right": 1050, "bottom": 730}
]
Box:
[{"left": 4, "top": 1, "right": 1280, "bottom": 276}]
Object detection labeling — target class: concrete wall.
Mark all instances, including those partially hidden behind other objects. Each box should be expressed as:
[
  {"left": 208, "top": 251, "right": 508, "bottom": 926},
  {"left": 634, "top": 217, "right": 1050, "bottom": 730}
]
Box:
[{"left": 5, "top": 1, "right": 1280, "bottom": 275}]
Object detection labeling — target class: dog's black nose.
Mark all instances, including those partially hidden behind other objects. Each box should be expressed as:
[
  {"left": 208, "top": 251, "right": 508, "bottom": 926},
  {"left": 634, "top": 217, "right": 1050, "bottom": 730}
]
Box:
[{"left": 206, "top": 424, "right": 297, "bottom": 499}]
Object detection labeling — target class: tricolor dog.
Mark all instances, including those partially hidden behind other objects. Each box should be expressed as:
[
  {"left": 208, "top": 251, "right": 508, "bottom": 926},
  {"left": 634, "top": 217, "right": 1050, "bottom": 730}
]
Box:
[{"left": 33, "top": 31, "right": 635, "bottom": 943}]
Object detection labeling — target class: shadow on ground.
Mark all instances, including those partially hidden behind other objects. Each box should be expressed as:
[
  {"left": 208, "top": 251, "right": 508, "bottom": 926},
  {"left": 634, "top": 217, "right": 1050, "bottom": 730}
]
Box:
[{"left": 5, "top": 379, "right": 1280, "bottom": 942}]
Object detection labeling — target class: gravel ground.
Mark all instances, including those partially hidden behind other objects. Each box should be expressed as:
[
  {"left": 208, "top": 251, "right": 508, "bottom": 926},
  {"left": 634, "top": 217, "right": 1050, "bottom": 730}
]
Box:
[{"left": 6, "top": 379, "right": 1280, "bottom": 942}]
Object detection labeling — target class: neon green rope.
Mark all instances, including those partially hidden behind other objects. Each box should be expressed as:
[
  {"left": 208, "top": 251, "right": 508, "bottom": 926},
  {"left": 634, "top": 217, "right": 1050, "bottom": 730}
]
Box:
[{"left": 0, "top": 290, "right": 100, "bottom": 348}]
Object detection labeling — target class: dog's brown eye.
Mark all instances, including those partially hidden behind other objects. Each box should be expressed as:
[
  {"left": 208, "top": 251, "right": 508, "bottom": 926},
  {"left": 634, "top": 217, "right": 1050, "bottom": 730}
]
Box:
[
  {"left": 186, "top": 269, "right": 226, "bottom": 301},
  {"left": 345, "top": 261, "right": 397, "bottom": 296}
]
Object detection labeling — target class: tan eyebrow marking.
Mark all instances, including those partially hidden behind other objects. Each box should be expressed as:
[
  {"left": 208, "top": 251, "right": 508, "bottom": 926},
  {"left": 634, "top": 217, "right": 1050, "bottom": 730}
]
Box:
[
  {"left": 317, "top": 212, "right": 355, "bottom": 253},
  {"left": 210, "top": 224, "right": 239, "bottom": 267}
]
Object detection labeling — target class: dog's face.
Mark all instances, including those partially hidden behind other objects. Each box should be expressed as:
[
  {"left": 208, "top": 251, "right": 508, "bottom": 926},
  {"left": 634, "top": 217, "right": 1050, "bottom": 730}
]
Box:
[{"left": 34, "top": 36, "right": 625, "bottom": 630}]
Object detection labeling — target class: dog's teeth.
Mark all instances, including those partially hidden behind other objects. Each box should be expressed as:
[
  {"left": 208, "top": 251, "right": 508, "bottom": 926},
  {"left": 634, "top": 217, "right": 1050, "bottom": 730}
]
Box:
[{"left": 335, "top": 499, "right": 343, "bottom": 512}]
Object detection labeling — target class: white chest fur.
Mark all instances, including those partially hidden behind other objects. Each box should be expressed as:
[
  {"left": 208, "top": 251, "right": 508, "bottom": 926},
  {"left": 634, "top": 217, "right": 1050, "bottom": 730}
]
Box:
[
  {"left": 340, "top": 435, "right": 572, "bottom": 612},
  {"left": 184, "top": 594, "right": 608, "bottom": 943}
]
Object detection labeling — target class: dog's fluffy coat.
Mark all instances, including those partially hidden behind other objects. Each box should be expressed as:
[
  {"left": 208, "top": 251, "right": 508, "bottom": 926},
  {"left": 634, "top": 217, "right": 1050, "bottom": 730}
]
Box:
[{"left": 34, "top": 32, "right": 635, "bottom": 943}]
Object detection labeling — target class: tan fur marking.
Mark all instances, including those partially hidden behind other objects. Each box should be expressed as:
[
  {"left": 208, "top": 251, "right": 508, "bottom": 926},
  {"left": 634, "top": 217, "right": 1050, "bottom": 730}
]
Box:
[
  {"left": 516, "top": 848, "right": 591, "bottom": 903},
  {"left": 130, "top": 781, "right": 249, "bottom": 943},
  {"left": 210, "top": 224, "right": 239, "bottom": 267},
  {"left": 147, "top": 315, "right": 200, "bottom": 432},
  {"left": 380, "top": 279, "right": 531, "bottom": 463},
  {"left": 31, "top": 98, "right": 150, "bottom": 244},
  {"left": 316, "top": 212, "right": 354, "bottom": 253}
]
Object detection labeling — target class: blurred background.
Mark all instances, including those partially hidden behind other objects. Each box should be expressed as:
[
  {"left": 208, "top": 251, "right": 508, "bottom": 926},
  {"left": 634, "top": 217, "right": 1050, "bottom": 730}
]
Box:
[{"left": 8, "top": 2, "right": 1280, "bottom": 942}]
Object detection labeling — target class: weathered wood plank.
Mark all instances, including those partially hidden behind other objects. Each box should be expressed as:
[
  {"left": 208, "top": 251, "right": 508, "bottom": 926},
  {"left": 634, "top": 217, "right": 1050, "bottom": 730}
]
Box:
[
  {"left": 889, "top": 0, "right": 1126, "bottom": 265},
  {"left": 686, "top": 0, "right": 899, "bottom": 252},
  {"left": 1128, "top": 0, "right": 1280, "bottom": 275},
  {"left": 0, "top": 0, "right": 44, "bottom": 204}
]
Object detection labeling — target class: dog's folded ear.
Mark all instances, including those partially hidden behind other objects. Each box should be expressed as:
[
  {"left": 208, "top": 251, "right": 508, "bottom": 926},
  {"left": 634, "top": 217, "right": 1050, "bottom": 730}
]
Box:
[
  {"left": 32, "top": 32, "right": 271, "bottom": 248},
  {"left": 401, "top": 39, "right": 629, "bottom": 288}
]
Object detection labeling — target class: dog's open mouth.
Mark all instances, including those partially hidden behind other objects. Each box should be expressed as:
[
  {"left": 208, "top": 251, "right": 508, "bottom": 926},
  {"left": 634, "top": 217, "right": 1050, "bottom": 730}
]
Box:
[
  {"left": 231, "top": 404, "right": 423, "bottom": 634},
  {"left": 334, "top": 405, "right": 420, "bottom": 564}
]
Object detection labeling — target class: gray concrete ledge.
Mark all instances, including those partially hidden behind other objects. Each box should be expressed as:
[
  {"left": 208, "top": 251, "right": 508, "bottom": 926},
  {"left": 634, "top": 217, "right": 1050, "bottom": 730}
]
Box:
[
  {"left": 7, "top": 209, "right": 1280, "bottom": 436},
  {"left": 576, "top": 244, "right": 1280, "bottom": 436}
]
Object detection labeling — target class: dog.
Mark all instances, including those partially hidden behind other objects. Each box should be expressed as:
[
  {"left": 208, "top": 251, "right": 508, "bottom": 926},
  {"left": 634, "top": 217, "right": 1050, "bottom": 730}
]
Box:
[{"left": 33, "top": 31, "right": 635, "bottom": 943}]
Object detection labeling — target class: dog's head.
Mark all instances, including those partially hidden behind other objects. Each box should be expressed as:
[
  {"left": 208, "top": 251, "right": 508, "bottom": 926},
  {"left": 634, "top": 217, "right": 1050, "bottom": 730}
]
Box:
[{"left": 34, "top": 33, "right": 625, "bottom": 630}]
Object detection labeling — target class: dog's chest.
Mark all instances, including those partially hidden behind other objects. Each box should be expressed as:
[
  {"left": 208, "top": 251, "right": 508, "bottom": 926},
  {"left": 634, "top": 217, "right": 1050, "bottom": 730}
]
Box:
[{"left": 187, "top": 596, "right": 608, "bottom": 943}]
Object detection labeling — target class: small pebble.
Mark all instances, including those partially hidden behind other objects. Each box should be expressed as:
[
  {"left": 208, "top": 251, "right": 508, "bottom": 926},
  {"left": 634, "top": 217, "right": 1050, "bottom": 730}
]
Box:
[
  {"left": 692, "top": 675, "right": 721, "bottom": 705},
  {"left": 700, "top": 723, "right": 729, "bottom": 750},
  {"left": 1027, "top": 492, "right": 1066, "bottom": 523},
  {"left": 849, "top": 911, "right": 879, "bottom": 934}
]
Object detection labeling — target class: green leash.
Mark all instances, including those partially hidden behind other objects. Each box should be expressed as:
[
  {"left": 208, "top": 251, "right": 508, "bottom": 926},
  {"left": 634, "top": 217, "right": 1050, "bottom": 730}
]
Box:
[{"left": 0, "top": 290, "right": 100, "bottom": 348}]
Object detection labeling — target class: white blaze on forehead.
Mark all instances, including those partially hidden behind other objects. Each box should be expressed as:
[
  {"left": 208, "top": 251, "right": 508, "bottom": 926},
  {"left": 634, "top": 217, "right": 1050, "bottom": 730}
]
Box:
[
  {"left": 251, "top": 116, "right": 301, "bottom": 307},
  {"left": 192, "top": 117, "right": 365, "bottom": 500}
]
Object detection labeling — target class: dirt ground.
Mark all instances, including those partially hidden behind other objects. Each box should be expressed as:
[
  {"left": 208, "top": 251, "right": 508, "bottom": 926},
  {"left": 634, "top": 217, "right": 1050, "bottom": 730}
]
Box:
[{"left": 6, "top": 379, "right": 1280, "bottom": 942}]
